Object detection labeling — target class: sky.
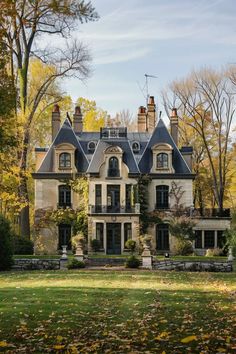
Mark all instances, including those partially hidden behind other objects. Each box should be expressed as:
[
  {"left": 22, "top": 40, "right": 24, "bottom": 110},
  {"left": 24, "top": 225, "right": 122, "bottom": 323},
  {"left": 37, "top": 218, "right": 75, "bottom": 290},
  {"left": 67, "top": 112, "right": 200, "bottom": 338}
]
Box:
[{"left": 62, "top": 0, "right": 236, "bottom": 119}]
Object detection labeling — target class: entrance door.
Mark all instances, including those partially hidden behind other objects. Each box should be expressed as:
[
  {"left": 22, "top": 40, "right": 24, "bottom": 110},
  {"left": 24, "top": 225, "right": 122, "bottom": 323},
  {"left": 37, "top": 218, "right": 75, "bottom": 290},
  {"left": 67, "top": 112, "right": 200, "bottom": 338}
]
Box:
[
  {"left": 58, "top": 224, "right": 71, "bottom": 250},
  {"left": 107, "top": 223, "right": 121, "bottom": 254},
  {"left": 156, "top": 224, "right": 169, "bottom": 251}
]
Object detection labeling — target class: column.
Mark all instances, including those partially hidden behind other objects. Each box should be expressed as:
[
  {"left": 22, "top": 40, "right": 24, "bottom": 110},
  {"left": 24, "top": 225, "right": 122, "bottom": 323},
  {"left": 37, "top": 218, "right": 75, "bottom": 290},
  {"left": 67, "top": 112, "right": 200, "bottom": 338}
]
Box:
[
  {"left": 104, "top": 222, "right": 107, "bottom": 254},
  {"left": 202, "top": 230, "right": 204, "bottom": 249},
  {"left": 214, "top": 230, "right": 218, "bottom": 248},
  {"left": 121, "top": 222, "right": 124, "bottom": 251}
]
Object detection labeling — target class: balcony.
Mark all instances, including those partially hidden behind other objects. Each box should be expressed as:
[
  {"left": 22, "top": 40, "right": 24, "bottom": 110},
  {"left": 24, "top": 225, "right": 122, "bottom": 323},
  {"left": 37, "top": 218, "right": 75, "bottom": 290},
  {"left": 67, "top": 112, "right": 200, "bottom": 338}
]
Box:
[{"left": 89, "top": 204, "right": 140, "bottom": 214}]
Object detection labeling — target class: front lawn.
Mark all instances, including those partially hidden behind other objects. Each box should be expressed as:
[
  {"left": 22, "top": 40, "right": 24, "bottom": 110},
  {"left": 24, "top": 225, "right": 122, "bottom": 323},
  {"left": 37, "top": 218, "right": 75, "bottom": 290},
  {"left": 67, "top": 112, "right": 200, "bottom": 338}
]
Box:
[{"left": 0, "top": 270, "right": 235, "bottom": 353}]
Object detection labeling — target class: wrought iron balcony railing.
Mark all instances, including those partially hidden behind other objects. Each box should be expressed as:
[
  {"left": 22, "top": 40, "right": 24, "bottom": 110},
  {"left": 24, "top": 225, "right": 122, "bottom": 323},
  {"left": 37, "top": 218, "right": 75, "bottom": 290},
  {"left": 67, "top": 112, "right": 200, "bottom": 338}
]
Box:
[{"left": 89, "top": 204, "right": 140, "bottom": 214}]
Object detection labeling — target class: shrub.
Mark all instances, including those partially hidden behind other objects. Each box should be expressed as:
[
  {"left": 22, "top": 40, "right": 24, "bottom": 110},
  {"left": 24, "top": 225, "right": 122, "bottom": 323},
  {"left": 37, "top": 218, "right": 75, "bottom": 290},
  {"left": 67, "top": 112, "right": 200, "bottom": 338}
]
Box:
[
  {"left": 0, "top": 215, "right": 14, "bottom": 270},
  {"left": 12, "top": 236, "right": 34, "bottom": 255},
  {"left": 173, "top": 239, "right": 193, "bottom": 256},
  {"left": 67, "top": 259, "right": 85, "bottom": 269},
  {"left": 125, "top": 239, "right": 136, "bottom": 254},
  {"left": 205, "top": 248, "right": 222, "bottom": 257},
  {"left": 91, "top": 239, "right": 101, "bottom": 253},
  {"left": 125, "top": 255, "right": 140, "bottom": 268},
  {"left": 224, "top": 228, "right": 236, "bottom": 257}
]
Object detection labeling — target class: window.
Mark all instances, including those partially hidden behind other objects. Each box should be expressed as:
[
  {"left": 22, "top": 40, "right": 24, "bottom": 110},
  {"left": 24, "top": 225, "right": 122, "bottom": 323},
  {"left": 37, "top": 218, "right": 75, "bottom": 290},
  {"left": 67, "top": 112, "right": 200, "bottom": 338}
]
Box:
[
  {"left": 88, "top": 141, "right": 96, "bottom": 153},
  {"left": 156, "top": 185, "right": 169, "bottom": 209},
  {"left": 157, "top": 153, "right": 168, "bottom": 168},
  {"left": 59, "top": 152, "right": 71, "bottom": 168},
  {"left": 107, "top": 185, "right": 120, "bottom": 212},
  {"left": 195, "top": 230, "right": 202, "bottom": 248},
  {"left": 58, "top": 224, "right": 71, "bottom": 250},
  {"left": 58, "top": 185, "right": 71, "bottom": 207},
  {"left": 132, "top": 141, "right": 140, "bottom": 153},
  {"left": 108, "top": 156, "right": 120, "bottom": 177},
  {"left": 204, "top": 231, "right": 214, "bottom": 248},
  {"left": 156, "top": 224, "right": 169, "bottom": 250},
  {"left": 126, "top": 184, "right": 132, "bottom": 211},
  {"left": 96, "top": 223, "right": 104, "bottom": 249},
  {"left": 124, "top": 223, "right": 132, "bottom": 245},
  {"left": 95, "top": 184, "right": 102, "bottom": 212}
]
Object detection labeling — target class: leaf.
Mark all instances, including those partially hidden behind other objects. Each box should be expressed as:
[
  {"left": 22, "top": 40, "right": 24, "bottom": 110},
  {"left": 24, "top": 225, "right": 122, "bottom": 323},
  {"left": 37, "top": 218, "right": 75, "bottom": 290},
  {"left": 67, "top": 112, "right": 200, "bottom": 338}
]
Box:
[
  {"left": 181, "top": 335, "right": 197, "bottom": 343},
  {"left": 0, "top": 341, "right": 8, "bottom": 347},
  {"left": 53, "top": 344, "right": 65, "bottom": 350}
]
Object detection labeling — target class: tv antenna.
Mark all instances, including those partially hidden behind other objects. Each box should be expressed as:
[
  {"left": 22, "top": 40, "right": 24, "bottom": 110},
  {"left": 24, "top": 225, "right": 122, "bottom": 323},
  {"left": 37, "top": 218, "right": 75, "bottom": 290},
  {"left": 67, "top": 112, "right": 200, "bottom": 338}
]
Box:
[{"left": 145, "top": 73, "right": 157, "bottom": 105}]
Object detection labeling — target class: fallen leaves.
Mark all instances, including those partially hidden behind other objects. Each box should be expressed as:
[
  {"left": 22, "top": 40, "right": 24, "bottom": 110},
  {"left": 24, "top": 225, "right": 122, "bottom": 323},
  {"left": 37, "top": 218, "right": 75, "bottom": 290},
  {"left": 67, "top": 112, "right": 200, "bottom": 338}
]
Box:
[{"left": 181, "top": 335, "right": 197, "bottom": 343}]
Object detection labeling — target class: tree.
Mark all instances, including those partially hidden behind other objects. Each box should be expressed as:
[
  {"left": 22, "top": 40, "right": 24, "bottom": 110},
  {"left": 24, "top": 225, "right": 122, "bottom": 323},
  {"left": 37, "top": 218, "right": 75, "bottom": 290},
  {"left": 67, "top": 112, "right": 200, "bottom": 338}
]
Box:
[
  {"left": 110, "top": 110, "right": 137, "bottom": 131},
  {"left": 163, "top": 68, "right": 235, "bottom": 214},
  {"left": 0, "top": 0, "right": 99, "bottom": 237},
  {"left": 0, "top": 215, "right": 14, "bottom": 271},
  {"left": 76, "top": 97, "right": 107, "bottom": 131}
]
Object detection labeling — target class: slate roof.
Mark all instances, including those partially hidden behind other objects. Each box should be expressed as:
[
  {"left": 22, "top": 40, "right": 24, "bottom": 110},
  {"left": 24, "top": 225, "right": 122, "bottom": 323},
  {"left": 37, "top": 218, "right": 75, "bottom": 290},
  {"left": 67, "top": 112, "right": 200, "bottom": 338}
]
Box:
[
  {"left": 36, "top": 117, "right": 192, "bottom": 177},
  {"left": 38, "top": 118, "right": 89, "bottom": 173},
  {"left": 138, "top": 119, "right": 191, "bottom": 174}
]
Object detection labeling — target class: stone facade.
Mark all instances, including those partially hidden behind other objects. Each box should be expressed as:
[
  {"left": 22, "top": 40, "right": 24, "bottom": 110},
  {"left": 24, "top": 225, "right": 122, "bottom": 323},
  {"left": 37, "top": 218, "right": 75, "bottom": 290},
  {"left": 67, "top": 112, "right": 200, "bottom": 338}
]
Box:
[{"left": 32, "top": 99, "right": 231, "bottom": 256}]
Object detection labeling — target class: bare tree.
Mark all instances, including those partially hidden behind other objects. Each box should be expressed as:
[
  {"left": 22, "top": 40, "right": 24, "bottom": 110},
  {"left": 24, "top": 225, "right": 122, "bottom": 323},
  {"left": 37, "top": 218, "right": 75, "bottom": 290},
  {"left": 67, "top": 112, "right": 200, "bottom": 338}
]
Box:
[
  {"left": 0, "top": 0, "right": 98, "bottom": 237},
  {"left": 109, "top": 110, "right": 137, "bottom": 131},
  {"left": 163, "top": 68, "right": 235, "bottom": 214}
]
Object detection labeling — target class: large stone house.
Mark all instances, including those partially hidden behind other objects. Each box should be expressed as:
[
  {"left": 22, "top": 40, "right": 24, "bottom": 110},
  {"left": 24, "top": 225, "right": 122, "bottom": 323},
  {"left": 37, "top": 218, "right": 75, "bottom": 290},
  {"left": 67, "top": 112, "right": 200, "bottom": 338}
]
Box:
[{"left": 33, "top": 97, "right": 231, "bottom": 255}]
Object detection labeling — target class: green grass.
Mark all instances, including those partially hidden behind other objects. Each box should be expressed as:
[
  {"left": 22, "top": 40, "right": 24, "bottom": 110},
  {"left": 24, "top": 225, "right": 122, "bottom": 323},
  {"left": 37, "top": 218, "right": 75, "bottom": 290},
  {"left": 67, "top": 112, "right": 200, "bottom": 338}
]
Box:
[{"left": 0, "top": 270, "right": 235, "bottom": 353}]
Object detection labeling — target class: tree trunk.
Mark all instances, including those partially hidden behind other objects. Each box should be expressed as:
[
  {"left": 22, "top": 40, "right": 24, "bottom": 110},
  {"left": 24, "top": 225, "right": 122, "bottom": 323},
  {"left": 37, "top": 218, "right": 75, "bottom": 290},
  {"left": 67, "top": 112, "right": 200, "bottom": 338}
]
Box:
[{"left": 19, "top": 129, "right": 31, "bottom": 238}]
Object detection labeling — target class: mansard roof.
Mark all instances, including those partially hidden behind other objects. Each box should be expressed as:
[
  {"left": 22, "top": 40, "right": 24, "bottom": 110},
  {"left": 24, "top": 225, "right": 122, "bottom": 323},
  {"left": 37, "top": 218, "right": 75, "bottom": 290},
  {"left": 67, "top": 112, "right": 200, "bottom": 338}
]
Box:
[
  {"left": 38, "top": 118, "right": 89, "bottom": 173},
  {"left": 87, "top": 140, "right": 140, "bottom": 175},
  {"left": 35, "top": 116, "right": 192, "bottom": 177},
  {"left": 138, "top": 119, "right": 191, "bottom": 174}
]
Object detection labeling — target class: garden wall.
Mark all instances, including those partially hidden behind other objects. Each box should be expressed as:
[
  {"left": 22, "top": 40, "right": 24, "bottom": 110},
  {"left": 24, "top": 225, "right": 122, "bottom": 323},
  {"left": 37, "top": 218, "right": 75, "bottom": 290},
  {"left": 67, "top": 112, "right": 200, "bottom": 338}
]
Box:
[
  {"left": 152, "top": 260, "right": 233, "bottom": 272},
  {"left": 13, "top": 258, "right": 60, "bottom": 270}
]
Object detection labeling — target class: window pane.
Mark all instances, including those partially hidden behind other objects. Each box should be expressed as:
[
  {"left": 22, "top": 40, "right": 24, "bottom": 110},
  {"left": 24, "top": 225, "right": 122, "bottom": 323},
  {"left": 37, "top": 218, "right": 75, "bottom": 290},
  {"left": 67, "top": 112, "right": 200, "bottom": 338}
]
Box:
[
  {"left": 58, "top": 185, "right": 71, "bottom": 206},
  {"left": 156, "top": 224, "right": 169, "bottom": 250},
  {"left": 58, "top": 224, "right": 71, "bottom": 250},
  {"left": 108, "top": 157, "right": 120, "bottom": 177},
  {"left": 156, "top": 185, "right": 169, "bottom": 209},
  {"left": 157, "top": 153, "right": 168, "bottom": 168},
  {"left": 195, "top": 230, "right": 202, "bottom": 248},
  {"left": 59, "top": 153, "right": 71, "bottom": 168},
  {"left": 204, "top": 231, "right": 214, "bottom": 248},
  {"left": 96, "top": 223, "right": 104, "bottom": 248}
]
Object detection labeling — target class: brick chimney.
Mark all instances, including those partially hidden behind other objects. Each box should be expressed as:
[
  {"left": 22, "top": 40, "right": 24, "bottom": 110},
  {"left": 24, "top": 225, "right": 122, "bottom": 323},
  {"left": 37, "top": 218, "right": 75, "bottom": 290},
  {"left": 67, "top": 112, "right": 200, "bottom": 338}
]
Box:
[
  {"left": 52, "top": 104, "right": 61, "bottom": 142},
  {"left": 170, "top": 108, "right": 178, "bottom": 146},
  {"left": 137, "top": 106, "right": 147, "bottom": 132},
  {"left": 73, "top": 106, "right": 83, "bottom": 133},
  {"left": 147, "top": 96, "right": 156, "bottom": 132}
]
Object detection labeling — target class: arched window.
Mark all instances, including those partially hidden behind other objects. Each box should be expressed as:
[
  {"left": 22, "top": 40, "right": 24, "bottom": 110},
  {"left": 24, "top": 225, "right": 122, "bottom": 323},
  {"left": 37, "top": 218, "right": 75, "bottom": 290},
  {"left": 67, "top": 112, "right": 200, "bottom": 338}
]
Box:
[
  {"left": 59, "top": 153, "right": 71, "bottom": 168},
  {"left": 156, "top": 185, "right": 169, "bottom": 209},
  {"left": 132, "top": 141, "right": 140, "bottom": 153},
  {"left": 88, "top": 141, "right": 96, "bottom": 153},
  {"left": 58, "top": 185, "right": 71, "bottom": 207},
  {"left": 156, "top": 224, "right": 169, "bottom": 251},
  {"left": 157, "top": 153, "right": 168, "bottom": 168},
  {"left": 108, "top": 156, "right": 120, "bottom": 177}
]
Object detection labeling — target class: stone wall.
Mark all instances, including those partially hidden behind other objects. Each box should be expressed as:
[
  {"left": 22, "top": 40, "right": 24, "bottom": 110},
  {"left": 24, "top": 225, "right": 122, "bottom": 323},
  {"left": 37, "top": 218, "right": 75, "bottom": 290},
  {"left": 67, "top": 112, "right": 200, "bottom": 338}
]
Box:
[
  {"left": 86, "top": 257, "right": 126, "bottom": 266},
  {"left": 152, "top": 260, "right": 233, "bottom": 272},
  {"left": 13, "top": 258, "right": 60, "bottom": 270}
]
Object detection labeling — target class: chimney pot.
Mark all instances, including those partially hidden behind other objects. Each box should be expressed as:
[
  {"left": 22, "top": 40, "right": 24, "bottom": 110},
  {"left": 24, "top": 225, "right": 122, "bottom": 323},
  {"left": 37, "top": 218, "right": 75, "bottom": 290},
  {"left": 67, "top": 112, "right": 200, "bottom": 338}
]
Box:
[
  {"left": 53, "top": 104, "right": 60, "bottom": 113},
  {"left": 149, "top": 96, "right": 155, "bottom": 105},
  {"left": 75, "top": 106, "right": 81, "bottom": 115},
  {"left": 171, "top": 108, "right": 178, "bottom": 117}
]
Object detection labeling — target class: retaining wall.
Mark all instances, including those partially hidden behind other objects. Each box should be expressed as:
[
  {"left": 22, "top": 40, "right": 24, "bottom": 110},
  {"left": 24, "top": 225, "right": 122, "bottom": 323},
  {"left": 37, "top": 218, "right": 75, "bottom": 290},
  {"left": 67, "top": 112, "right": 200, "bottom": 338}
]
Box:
[
  {"left": 13, "top": 258, "right": 60, "bottom": 270},
  {"left": 152, "top": 260, "right": 233, "bottom": 272}
]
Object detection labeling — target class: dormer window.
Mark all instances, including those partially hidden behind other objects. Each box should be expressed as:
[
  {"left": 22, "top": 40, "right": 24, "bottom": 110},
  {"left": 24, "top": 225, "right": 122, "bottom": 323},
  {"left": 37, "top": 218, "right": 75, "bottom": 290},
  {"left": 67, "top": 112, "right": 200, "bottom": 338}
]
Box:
[
  {"left": 88, "top": 141, "right": 96, "bottom": 153},
  {"left": 132, "top": 141, "right": 140, "bottom": 153},
  {"left": 108, "top": 156, "right": 120, "bottom": 177},
  {"left": 157, "top": 153, "right": 168, "bottom": 169},
  {"left": 59, "top": 152, "right": 71, "bottom": 168}
]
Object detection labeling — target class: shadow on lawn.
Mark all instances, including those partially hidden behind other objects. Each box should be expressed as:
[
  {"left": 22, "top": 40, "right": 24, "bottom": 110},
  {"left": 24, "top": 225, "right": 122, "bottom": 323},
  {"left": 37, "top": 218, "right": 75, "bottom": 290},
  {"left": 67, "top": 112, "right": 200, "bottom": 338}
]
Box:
[{"left": 0, "top": 284, "right": 235, "bottom": 353}]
